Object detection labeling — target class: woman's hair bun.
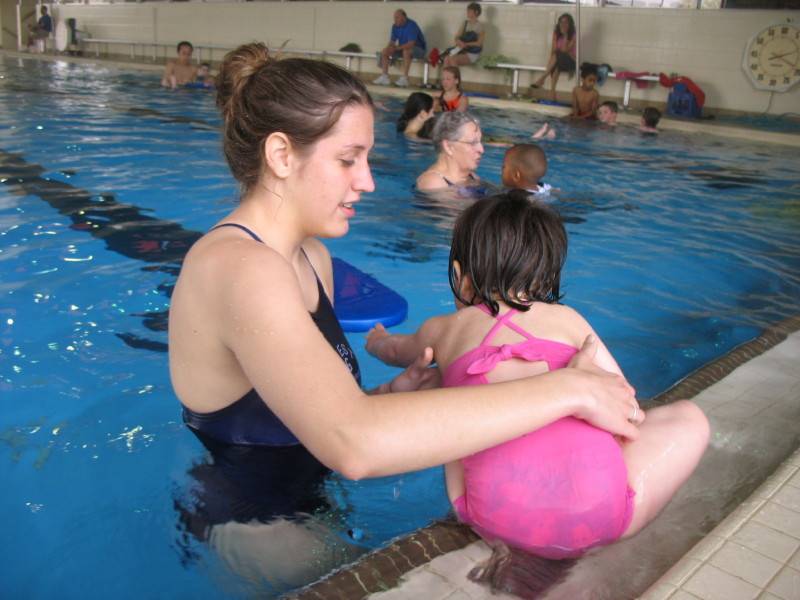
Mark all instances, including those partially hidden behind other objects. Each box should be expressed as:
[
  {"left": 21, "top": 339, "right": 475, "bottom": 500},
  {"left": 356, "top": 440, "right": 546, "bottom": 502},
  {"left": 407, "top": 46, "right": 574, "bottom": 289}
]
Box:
[{"left": 215, "top": 43, "right": 272, "bottom": 117}]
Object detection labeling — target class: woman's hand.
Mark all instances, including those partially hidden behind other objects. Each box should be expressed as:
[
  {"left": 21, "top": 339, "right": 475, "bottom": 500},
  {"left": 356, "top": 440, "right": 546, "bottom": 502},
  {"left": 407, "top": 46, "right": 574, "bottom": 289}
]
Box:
[
  {"left": 567, "top": 335, "right": 643, "bottom": 440},
  {"left": 385, "top": 347, "right": 440, "bottom": 393}
]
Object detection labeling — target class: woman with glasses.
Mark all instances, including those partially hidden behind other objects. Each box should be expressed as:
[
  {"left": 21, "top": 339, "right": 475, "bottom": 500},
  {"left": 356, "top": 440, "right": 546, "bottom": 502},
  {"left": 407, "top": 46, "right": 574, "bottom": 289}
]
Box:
[{"left": 416, "top": 112, "right": 487, "bottom": 195}]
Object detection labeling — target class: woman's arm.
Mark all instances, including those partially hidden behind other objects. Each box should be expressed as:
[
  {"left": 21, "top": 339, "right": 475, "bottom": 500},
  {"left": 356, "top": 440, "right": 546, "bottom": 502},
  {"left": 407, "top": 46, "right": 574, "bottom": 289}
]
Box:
[
  {"left": 177, "top": 240, "right": 639, "bottom": 481},
  {"left": 457, "top": 95, "right": 469, "bottom": 112}
]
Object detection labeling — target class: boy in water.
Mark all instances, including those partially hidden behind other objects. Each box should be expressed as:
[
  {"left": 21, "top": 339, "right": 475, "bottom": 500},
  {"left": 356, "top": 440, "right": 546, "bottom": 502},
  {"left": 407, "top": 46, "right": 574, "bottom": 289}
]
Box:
[
  {"left": 597, "top": 100, "right": 619, "bottom": 126},
  {"left": 161, "top": 41, "right": 198, "bottom": 89},
  {"left": 195, "top": 63, "right": 214, "bottom": 88},
  {"left": 501, "top": 143, "right": 552, "bottom": 198},
  {"left": 570, "top": 63, "right": 599, "bottom": 120},
  {"left": 640, "top": 107, "right": 661, "bottom": 133}
]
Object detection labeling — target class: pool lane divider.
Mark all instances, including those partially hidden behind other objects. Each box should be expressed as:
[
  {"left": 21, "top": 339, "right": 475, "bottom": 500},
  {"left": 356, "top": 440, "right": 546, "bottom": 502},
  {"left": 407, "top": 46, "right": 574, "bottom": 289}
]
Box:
[{"left": 0, "top": 149, "right": 407, "bottom": 351}]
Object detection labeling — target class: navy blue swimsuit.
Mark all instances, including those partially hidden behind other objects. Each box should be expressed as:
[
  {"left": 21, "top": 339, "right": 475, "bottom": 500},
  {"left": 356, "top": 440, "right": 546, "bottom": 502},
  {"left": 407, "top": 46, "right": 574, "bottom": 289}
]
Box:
[
  {"left": 181, "top": 223, "right": 361, "bottom": 447},
  {"left": 175, "top": 223, "right": 362, "bottom": 536}
]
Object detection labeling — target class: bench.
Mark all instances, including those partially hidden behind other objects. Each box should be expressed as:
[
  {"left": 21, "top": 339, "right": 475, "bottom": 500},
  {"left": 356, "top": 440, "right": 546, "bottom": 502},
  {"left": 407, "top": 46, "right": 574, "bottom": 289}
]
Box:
[
  {"left": 609, "top": 72, "right": 660, "bottom": 108},
  {"left": 494, "top": 63, "right": 548, "bottom": 96}
]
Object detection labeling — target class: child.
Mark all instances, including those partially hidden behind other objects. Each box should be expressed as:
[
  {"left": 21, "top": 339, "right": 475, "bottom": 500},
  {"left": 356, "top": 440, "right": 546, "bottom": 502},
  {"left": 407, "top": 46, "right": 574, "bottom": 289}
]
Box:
[
  {"left": 366, "top": 191, "right": 708, "bottom": 561},
  {"left": 597, "top": 100, "right": 619, "bottom": 126},
  {"left": 194, "top": 62, "right": 215, "bottom": 88},
  {"left": 571, "top": 63, "right": 599, "bottom": 119},
  {"left": 640, "top": 106, "right": 662, "bottom": 133},
  {"left": 435, "top": 66, "right": 469, "bottom": 113},
  {"left": 501, "top": 143, "right": 552, "bottom": 197}
]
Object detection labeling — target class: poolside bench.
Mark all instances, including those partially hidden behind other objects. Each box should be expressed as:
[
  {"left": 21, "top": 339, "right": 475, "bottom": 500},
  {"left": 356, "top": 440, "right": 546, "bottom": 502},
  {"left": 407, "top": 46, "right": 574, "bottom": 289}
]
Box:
[
  {"left": 495, "top": 63, "right": 548, "bottom": 96},
  {"left": 609, "top": 72, "right": 660, "bottom": 109}
]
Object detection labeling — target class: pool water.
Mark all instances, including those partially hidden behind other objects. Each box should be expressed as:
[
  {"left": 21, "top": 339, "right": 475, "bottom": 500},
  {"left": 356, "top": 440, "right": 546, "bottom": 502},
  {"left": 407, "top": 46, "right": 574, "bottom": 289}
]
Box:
[{"left": 1, "top": 57, "right": 799, "bottom": 598}]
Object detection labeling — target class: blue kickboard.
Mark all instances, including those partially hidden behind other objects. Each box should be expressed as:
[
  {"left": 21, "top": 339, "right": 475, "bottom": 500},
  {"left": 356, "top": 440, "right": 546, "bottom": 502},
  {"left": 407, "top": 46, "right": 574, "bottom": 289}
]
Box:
[{"left": 333, "top": 258, "right": 408, "bottom": 332}]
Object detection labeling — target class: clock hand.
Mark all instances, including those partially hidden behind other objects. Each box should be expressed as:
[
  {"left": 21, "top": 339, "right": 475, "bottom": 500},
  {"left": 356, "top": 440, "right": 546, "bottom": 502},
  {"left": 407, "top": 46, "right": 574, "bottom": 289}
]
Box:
[
  {"left": 768, "top": 49, "right": 798, "bottom": 61},
  {"left": 771, "top": 55, "right": 798, "bottom": 68}
]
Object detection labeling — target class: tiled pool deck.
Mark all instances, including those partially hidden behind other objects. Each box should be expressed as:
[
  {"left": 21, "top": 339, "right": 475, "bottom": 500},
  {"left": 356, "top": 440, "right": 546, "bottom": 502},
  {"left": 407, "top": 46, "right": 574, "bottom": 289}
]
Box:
[
  {"left": 292, "top": 322, "right": 800, "bottom": 600},
  {"left": 7, "top": 50, "right": 799, "bottom": 599}
]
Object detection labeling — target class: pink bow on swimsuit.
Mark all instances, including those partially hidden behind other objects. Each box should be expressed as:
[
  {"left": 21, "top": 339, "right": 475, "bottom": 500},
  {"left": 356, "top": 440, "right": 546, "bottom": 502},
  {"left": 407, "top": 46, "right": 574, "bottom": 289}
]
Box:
[{"left": 465, "top": 343, "right": 549, "bottom": 375}]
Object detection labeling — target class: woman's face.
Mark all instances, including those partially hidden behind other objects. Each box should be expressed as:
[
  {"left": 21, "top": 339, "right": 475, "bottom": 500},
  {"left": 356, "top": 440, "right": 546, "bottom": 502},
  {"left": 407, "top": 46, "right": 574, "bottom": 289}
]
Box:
[
  {"left": 291, "top": 104, "right": 375, "bottom": 239},
  {"left": 559, "top": 17, "right": 571, "bottom": 34},
  {"left": 446, "top": 122, "right": 484, "bottom": 173},
  {"left": 467, "top": 7, "right": 478, "bottom": 21},
  {"left": 441, "top": 70, "right": 459, "bottom": 92}
]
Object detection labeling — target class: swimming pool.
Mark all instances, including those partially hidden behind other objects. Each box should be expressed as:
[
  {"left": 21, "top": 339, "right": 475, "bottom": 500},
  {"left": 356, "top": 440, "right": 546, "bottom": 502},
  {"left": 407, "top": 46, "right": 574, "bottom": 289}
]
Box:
[{"left": 1, "top": 56, "right": 799, "bottom": 598}]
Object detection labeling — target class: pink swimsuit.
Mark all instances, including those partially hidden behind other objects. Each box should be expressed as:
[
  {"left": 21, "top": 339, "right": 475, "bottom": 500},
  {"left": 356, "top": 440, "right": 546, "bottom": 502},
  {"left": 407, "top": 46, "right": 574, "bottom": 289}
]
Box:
[{"left": 444, "top": 305, "right": 635, "bottom": 559}]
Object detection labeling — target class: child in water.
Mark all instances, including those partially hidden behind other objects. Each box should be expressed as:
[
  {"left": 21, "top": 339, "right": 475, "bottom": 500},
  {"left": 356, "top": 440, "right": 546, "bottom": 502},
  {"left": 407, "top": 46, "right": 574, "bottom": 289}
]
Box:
[
  {"left": 501, "top": 143, "right": 552, "bottom": 197},
  {"left": 640, "top": 106, "right": 662, "bottom": 133},
  {"left": 571, "top": 63, "right": 600, "bottom": 119},
  {"left": 367, "top": 191, "right": 708, "bottom": 560}
]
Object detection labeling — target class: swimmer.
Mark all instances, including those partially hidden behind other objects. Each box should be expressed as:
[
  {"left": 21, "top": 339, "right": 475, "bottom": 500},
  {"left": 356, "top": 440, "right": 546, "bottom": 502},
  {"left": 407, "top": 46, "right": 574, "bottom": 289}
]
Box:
[
  {"left": 397, "top": 92, "right": 435, "bottom": 139},
  {"left": 367, "top": 191, "right": 709, "bottom": 562},
  {"left": 194, "top": 62, "right": 214, "bottom": 88},
  {"left": 435, "top": 66, "right": 469, "bottom": 113},
  {"left": 501, "top": 143, "right": 553, "bottom": 197},
  {"left": 640, "top": 106, "right": 661, "bottom": 133},
  {"left": 161, "top": 41, "right": 198, "bottom": 89},
  {"left": 416, "top": 111, "right": 484, "bottom": 194},
  {"left": 598, "top": 100, "right": 619, "bottom": 126}
]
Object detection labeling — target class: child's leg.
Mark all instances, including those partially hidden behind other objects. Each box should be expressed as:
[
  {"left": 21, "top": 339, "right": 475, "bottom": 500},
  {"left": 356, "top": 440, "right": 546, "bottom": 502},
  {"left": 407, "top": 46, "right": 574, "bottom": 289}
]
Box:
[{"left": 622, "top": 400, "right": 709, "bottom": 537}]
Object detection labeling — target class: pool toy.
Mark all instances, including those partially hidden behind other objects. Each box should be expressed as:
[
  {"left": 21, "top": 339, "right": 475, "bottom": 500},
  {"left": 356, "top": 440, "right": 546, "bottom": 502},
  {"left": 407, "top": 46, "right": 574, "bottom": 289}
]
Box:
[{"left": 333, "top": 258, "right": 408, "bottom": 331}]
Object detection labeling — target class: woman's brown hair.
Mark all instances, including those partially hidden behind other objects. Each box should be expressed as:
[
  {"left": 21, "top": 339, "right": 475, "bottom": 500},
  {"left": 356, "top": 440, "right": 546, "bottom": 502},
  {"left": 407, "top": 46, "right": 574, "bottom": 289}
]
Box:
[{"left": 215, "top": 43, "right": 373, "bottom": 194}]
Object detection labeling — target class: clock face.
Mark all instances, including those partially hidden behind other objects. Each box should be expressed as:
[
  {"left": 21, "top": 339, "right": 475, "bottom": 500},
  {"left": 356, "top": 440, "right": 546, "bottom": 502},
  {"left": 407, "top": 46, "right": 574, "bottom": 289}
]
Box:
[{"left": 743, "top": 24, "right": 800, "bottom": 92}]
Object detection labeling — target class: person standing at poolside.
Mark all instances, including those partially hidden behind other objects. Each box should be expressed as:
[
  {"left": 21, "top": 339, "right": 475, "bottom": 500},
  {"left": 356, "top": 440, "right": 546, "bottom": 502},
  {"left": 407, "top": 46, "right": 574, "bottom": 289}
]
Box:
[
  {"left": 161, "top": 41, "right": 198, "bottom": 89},
  {"left": 373, "top": 10, "right": 427, "bottom": 88},
  {"left": 442, "top": 3, "right": 485, "bottom": 70},
  {"left": 531, "top": 13, "right": 576, "bottom": 102},
  {"left": 168, "top": 42, "right": 638, "bottom": 587},
  {"left": 26, "top": 6, "right": 52, "bottom": 51}
]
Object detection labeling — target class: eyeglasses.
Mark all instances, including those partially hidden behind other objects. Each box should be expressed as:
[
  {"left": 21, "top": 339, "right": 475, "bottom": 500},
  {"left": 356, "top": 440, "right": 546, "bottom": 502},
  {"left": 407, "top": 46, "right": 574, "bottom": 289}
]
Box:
[{"left": 451, "top": 138, "right": 483, "bottom": 147}]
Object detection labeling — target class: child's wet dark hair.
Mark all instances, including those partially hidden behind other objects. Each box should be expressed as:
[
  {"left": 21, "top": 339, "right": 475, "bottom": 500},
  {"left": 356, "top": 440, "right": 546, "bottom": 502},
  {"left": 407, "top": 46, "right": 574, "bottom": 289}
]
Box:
[
  {"left": 643, "top": 106, "right": 662, "bottom": 128},
  {"left": 449, "top": 190, "right": 567, "bottom": 316},
  {"left": 580, "top": 62, "right": 598, "bottom": 80}
]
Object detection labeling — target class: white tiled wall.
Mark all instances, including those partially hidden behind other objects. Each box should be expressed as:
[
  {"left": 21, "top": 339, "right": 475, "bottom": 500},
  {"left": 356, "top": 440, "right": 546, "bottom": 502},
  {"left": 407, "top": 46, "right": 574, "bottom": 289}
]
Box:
[{"left": 31, "top": 2, "right": 800, "bottom": 114}]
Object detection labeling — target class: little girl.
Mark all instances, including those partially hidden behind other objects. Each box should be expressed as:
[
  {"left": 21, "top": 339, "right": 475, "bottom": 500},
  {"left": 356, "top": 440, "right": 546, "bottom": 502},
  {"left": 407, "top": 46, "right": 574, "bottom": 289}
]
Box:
[
  {"left": 367, "top": 191, "right": 708, "bottom": 559},
  {"left": 436, "top": 66, "right": 469, "bottom": 113}
]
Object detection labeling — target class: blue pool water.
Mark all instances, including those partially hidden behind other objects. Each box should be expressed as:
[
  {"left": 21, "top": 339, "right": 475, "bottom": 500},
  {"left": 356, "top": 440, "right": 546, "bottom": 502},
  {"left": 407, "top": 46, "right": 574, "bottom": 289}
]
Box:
[{"left": 1, "top": 56, "right": 799, "bottom": 598}]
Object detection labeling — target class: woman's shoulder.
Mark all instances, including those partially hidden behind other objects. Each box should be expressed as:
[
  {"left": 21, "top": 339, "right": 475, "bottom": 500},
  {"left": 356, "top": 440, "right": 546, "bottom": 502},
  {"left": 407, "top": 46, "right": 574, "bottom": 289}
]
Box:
[{"left": 416, "top": 169, "right": 447, "bottom": 191}]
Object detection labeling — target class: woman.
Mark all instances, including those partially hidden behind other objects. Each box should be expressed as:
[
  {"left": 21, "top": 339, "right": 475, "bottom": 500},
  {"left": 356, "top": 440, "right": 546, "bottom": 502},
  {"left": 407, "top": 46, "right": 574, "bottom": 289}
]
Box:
[
  {"left": 442, "top": 2, "right": 485, "bottom": 69},
  {"left": 435, "top": 66, "right": 469, "bottom": 113},
  {"left": 531, "top": 13, "right": 576, "bottom": 101},
  {"left": 415, "top": 111, "right": 485, "bottom": 194},
  {"left": 397, "top": 92, "right": 435, "bottom": 139},
  {"left": 169, "top": 41, "right": 637, "bottom": 584}
]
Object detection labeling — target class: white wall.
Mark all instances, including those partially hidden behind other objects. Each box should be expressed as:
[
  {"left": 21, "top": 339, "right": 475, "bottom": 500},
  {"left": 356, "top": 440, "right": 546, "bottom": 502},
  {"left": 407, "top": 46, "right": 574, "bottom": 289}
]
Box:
[{"left": 45, "top": 2, "right": 800, "bottom": 115}]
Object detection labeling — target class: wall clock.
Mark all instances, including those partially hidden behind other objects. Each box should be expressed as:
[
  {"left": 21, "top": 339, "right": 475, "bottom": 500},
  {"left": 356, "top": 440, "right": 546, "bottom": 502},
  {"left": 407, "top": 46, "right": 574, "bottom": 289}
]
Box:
[{"left": 742, "top": 23, "right": 800, "bottom": 92}]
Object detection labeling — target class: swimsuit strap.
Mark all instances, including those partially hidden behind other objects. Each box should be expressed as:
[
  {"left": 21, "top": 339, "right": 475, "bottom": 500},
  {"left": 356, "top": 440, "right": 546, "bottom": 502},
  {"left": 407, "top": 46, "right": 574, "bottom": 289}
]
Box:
[
  {"left": 210, "top": 222, "right": 263, "bottom": 243},
  {"left": 431, "top": 171, "right": 455, "bottom": 186},
  {"left": 476, "top": 304, "right": 535, "bottom": 345},
  {"left": 210, "top": 222, "right": 325, "bottom": 302}
]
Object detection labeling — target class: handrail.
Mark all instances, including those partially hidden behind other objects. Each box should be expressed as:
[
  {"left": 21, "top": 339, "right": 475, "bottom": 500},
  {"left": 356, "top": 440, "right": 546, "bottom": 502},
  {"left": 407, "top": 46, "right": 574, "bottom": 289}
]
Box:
[{"left": 80, "top": 38, "right": 431, "bottom": 85}]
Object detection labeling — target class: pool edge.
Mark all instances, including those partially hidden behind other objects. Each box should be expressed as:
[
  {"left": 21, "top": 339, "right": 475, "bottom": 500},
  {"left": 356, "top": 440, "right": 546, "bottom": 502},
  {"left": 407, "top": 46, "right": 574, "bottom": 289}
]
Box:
[{"left": 289, "top": 314, "right": 800, "bottom": 600}]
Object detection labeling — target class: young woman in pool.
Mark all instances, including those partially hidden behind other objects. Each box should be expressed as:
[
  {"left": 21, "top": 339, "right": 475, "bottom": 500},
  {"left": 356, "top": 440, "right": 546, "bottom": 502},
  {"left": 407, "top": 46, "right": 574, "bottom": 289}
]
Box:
[
  {"left": 168, "top": 43, "right": 638, "bottom": 579},
  {"left": 396, "top": 92, "right": 436, "bottom": 139},
  {"left": 366, "top": 191, "right": 709, "bottom": 559}
]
